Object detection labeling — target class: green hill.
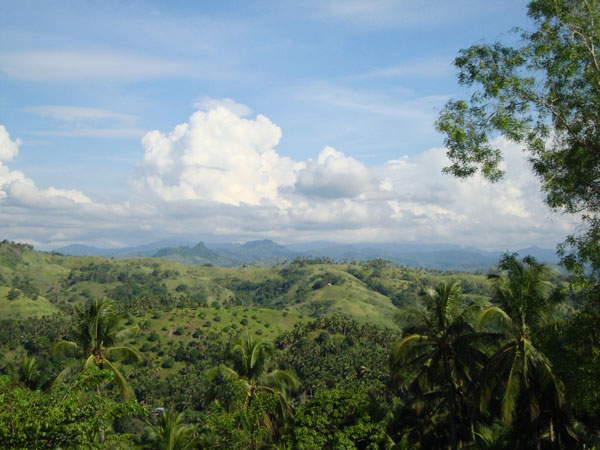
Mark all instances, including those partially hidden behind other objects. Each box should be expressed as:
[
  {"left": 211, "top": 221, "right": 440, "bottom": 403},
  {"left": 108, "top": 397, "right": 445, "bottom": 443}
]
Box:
[{"left": 0, "top": 240, "right": 494, "bottom": 330}]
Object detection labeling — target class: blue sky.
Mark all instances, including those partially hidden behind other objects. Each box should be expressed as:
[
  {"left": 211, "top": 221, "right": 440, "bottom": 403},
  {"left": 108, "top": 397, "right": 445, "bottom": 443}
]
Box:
[{"left": 0, "top": 0, "right": 574, "bottom": 250}]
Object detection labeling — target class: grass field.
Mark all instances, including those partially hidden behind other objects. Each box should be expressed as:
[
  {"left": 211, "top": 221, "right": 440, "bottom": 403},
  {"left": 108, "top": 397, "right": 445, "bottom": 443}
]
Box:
[{"left": 0, "top": 286, "right": 59, "bottom": 319}]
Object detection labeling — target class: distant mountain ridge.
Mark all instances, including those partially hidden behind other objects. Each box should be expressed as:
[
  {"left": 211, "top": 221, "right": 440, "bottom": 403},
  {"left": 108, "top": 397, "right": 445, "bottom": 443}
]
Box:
[{"left": 52, "top": 240, "right": 560, "bottom": 272}]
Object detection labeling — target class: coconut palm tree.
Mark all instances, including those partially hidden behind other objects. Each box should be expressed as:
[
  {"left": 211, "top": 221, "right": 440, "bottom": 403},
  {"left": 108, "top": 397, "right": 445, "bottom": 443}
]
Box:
[
  {"left": 52, "top": 298, "right": 141, "bottom": 399},
  {"left": 390, "top": 281, "right": 493, "bottom": 450},
  {"left": 17, "top": 355, "right": 42, "bottom": 390},
  {"left": 143, "top": 409, "right": 197, "bottom": 450},
  {"left": 477, "top": 254, "right": 568, "bottom": 447},
  {"left": 207, "top": 335, "right": 298, "bottom": 435}
]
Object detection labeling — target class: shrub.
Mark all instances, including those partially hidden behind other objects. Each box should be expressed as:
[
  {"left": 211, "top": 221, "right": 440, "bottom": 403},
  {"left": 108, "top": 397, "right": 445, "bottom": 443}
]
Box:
[
  {"left": 140, "top": 343, "right": 151, "bottom": 352},
  {"left": 161, "top": 359, "right": 174, "bottom": 369},
  {"left": 174, "top": 327, "right": 184, "bottom": 336},
  {"left": 240, "top": 318, "right": 249, "bottom": 326},
  {"left": 148, "top": 332, "right": 160, "bottom": 342}
]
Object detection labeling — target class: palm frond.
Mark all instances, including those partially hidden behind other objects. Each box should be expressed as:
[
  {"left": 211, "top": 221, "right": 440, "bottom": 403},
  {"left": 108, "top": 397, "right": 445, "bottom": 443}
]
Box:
[
  {"left": 206, "top": 364, "right": 239, "bottom": 381},
  {"left": 102, "top": 358, "right": 134, "bottom": 399},
  {"left": 53, "top": 360, "right": 83, "bottom": 386},
  {"left": 52, "top": 340, "right": 81, "bottom": 357},
  {"left": 83, "top": 353, "right": 97, "bottom": 370},
  {"left": 106, "top": 345, "right": 142, "bottom": 364},
  {"left": 501, "top": 345, "right": 522, "bottom": 425},
  {"left": 478, "top": 306, "right": 513, "bottom": 333},
  {"left": 109, "top": 325, "right": 140, "bottom": 343}
]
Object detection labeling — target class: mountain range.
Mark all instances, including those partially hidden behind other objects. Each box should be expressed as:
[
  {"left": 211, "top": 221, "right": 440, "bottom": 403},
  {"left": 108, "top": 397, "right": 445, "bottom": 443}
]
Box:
[{"left": 52, "top": 240, "right": 560, "bottom": 272}]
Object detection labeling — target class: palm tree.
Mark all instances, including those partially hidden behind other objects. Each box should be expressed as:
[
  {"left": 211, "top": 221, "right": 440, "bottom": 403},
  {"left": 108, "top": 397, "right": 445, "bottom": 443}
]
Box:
[
  {"left": 390, "top": 281, "right": 492, "bottom": 450},
  {"left": 17, "top": 355, "right": 42, "bottom": 390},
  {"left": 477, "top": 254, "right": 567, "bottom": 447},
  {"left": 52, "top": 298, "right": 142, "bottom": 399},
  {"left": 143, "top": 409, "right": 197, "bottom": 450},
  {"left": 207, "top": 335, "right": 299, "bottom": 435}
]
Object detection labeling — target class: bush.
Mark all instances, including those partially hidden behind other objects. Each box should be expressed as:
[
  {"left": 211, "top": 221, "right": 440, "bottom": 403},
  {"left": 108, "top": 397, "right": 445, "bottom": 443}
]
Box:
[
  {"left": 139, "top": 343, "right": 151, "bottom": 352},
  {"left": 161, "top": 359, "right": 174, "bottom": 369},
  {"left": 148, "top": 332, "right": 160, "bottom": 342},
  {"left": 174, "top": 327, "right": 184, "bottom": 336},
  {"left": 213, "top": 316, "right": 221, "bottom": 322},
  {"left": 192, "top": 330, "right": 201, "bottom": 338},
  {"left": 240, "top": 318, "right": 249, "bottom": 326}
]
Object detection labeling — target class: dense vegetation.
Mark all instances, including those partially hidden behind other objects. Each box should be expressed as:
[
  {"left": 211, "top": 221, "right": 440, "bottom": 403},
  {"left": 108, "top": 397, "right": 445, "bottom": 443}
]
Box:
[{"left": 0, "top": 239, "right": 598, "bottom": 448}]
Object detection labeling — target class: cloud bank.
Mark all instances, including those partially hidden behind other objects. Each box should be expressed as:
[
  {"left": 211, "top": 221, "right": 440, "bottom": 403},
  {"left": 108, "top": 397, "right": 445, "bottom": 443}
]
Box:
[{"left": 0, "top": 104, "right": 575, "bottom": 250}]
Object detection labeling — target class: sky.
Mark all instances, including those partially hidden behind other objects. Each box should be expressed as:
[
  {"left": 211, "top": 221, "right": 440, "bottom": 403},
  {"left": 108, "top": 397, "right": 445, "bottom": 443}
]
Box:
[{"left": 0, "top": 0, "right": 576, "bottom": 251}]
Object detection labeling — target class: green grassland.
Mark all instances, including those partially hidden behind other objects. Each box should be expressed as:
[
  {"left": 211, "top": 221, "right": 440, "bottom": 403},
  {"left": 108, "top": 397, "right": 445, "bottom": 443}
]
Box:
[{"left": 0, "top": 286, "right": 59, "bottom": 319}]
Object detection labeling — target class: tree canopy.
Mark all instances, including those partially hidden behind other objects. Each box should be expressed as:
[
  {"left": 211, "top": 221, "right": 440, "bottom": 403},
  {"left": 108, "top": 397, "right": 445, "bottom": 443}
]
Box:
[{"left": 436, "top": 0, "right": 600, "bottom": 278}]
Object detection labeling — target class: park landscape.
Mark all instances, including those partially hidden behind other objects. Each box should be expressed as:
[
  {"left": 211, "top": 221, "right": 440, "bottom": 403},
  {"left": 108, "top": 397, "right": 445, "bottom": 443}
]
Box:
[{"left": 1, "top": 0, "right": 600, "bottom": 448}]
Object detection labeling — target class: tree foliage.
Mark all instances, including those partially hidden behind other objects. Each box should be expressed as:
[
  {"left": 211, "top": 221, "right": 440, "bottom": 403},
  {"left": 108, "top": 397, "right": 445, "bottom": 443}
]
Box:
[{"left": 436, "top": 0, "right": 600, "bottom": 277}]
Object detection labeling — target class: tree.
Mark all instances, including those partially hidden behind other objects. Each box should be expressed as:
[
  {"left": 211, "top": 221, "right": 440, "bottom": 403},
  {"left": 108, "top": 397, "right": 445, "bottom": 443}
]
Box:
[
  {"left": 0, "top": 370, "right": 141, "bottom": 449},
  {"left": 436, "top": 0, "right": 600, "bottom": 278},
  {"left": 52, "top": 298, "right": 142, "bottom": 399},
  {"left": 207, "top": 335, "right": 299, "bottom": 437},
  {"left": 477, "top": 254, "right": 571, "bottom": 447},
  {"left": 390, "top": 281, "right": 491, "bottom": 449},
  {"left": 143, "top": 409, "right": 197, "bottom": 450},
  {"left": 17, "top": 355, "right": 42, "bottom": 390},
  {"left": 284, "top": 386, "right": 388, "bottom": 449}
]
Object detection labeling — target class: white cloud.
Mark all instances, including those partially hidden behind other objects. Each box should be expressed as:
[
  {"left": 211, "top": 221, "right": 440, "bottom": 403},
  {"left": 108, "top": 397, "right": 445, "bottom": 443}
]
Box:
[
  {"left": 313, "top": 0, "right": 511, "bottom": 29},
  {"left": 0, "top": 126, "right": 21, "bottom": 162},
  {"left": 0, "top": 51, "right": 230, "bottom": 82},
  {"left": 136, "top": 106, "right": 298, "bottom": 206},
  {"left": 23, "top": 106, "right": 137, "bottom": 123},
  {"left": 194, "top": 97, "right": 253, "bottom": 117},
  {"left": 352, "top": 56, "right": 453, "bottom": 80},
  {"left": 295, "top": 146, "right": 378, "bottom": 198},
  {"left": 294, "top": 81, "right": 449, "bottom": 121},
  {"left": 30, "top": 128, "right": 147, "bottom": 139},
  {"left": 0, "top": 104, "right": 577, "bottom": 251},
  {"left": 0, "top": 126, "right": 91, "bottom": 205}
]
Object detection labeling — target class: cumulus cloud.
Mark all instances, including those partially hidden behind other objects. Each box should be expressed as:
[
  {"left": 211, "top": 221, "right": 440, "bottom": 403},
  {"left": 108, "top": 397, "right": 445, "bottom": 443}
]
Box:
[
  {"left": 194, "top": 97, "right": 253, "bottom": 117},
  {"left": 0, "top": 103, "right": 577, "bottom": 251},
  {"left": 295, "top": 146, "right": 378, "bottom": 198},
  {"left": 0, "top": 126, "right": 91, "bottom": 205},
  {"left": 0, "top": 126, "right": 21, "bottom": 162},
  {"left": 136, "top": 106, "right": 298, "bottom": 206}
]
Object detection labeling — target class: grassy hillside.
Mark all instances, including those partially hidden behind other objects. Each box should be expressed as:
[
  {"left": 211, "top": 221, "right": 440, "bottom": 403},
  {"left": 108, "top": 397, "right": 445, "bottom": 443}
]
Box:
[
  {"left": 0, "top": 286, "right": 59, "bottom": 319},
  {"left": 0, "top": 240, "right": 494, "bottom": 330}
]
